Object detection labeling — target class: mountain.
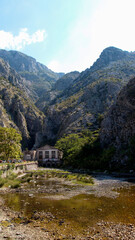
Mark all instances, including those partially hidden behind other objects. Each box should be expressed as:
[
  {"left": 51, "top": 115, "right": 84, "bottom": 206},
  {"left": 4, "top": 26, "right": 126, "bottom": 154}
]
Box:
[
  {"left": 35, "top": 71, "right": 80, "bottom": 110},
  {"left": 0, "top": 49, "right": 64, "bottom": 101},
  {"left": 0, "top": 57, "right": 44, "bottom": 149},
  {"left": 39, "top": 47, "right": 135, "bottom": 144},
  {"left": 53, "top": 71, "right": 80, "bottom": 91},
  {"left": 0, "top": 46, "right": 135, "bottom": 151},
  {"left": 100, "top": 77, "right": 135, "bottom": 168},
  {"left": 90, "top": 46, "right": 131, "bottom": 72}
]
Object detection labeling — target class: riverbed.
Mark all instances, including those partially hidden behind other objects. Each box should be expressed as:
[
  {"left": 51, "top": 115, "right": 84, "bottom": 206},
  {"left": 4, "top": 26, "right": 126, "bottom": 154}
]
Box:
[{"left": 0, "top": 171, "right": 135, "bottom": 239}]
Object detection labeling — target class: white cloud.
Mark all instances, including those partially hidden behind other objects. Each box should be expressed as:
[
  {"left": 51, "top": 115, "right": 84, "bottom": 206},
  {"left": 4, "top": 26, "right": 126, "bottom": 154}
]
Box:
[{"left": 0, "top": 28, "right": 46, "bottom": 50}]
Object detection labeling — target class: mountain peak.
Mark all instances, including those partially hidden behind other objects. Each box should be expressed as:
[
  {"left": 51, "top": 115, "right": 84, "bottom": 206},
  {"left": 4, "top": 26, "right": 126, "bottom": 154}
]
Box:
[{"left": 90, "top": 46, "right": 130, "bottom": 72}]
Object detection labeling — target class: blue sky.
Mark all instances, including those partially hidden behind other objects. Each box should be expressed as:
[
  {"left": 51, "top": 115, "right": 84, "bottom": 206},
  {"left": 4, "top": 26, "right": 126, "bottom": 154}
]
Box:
[{"left": 0, "top": 0, "right": 135, "bottom": 73}]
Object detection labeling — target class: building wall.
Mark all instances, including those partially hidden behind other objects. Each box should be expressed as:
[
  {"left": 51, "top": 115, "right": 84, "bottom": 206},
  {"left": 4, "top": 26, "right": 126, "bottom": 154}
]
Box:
[
  {"left": 36, "top": 149, "right": 59, "bottom": 160},
  {"left": 23, "top": 151, "right": 36, "bottom": 161}
]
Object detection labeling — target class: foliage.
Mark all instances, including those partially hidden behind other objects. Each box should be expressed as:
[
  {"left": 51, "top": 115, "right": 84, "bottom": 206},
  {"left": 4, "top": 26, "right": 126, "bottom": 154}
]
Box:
[
  {"left": 127, "top": 136, "right": 135, "bottom": 169},
  {"left": 97, "top": 113, "right": 104, "bottom": 125},
  {"left": 55, "top": 92, "right": 83, "bottom": 111},
  {"left": 21, "top": 170, "right": 94, "bottom": 185},
  {"left": 0, "top": 172, "right": 20, "bottom": 188},
  {"left": 56, "top": 130, "right": 99, "bottom": 168},
  {"left": 55, "top": 129, "right": 115, "bottom": 170},
  {"left": 0, "top": 127, "right": 22, "bottom": 161},
  {"left": 100, "top": 146, "right": 115, "bottom": 169}
]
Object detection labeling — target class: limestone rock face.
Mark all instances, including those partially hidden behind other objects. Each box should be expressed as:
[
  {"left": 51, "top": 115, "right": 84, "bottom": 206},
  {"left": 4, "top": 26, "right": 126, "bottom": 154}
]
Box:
[
  {"left": 100, "top": 77, "right": 135, "bottom": 149},
  {"left": 0, "top": 59, "right": 45, "bottom": 149},
  {"left": 90, "top": 47, "right": 131, "bottom": 72},
  {"left": 35, "top": 71, "right": 80, "bottom": 110},
  {"left": 40, "top": 47, "right": 135, "bottom": 143},
  {"left": 54, "top": 71, "right": 80, "bottom": 91},
  {"left": 0, "top": 49, "right": 60, "bottom": 76},
  {"left": 1, "top": 46, "right": 135, "bottom": 150},
  {"left": 0, "top": 49, "right": 64, "bottom": 101}
]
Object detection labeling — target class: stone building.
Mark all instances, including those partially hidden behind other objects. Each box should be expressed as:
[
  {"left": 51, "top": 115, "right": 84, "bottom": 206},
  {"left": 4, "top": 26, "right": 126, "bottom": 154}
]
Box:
[
  {"left": 23, "top": 145, "right": 63, "bottom": 167},
  {"left": 36, "top": 145, "right": 63, "bottom": 167}
]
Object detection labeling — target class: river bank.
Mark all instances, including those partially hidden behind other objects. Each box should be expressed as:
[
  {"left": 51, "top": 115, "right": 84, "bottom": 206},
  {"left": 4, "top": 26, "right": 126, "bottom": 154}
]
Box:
[
  {"left": 0, "top": 204, "right": 135, "bottom": 240},
  {"left": 0, "top": 170, "right": 135, "bottom": 239}
]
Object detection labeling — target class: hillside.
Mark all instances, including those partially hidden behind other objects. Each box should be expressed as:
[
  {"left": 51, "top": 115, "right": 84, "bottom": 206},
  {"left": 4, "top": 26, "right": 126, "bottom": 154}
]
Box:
[
  {"left": 0, "top": 58, "right": 45, "bottom": 149},
  {"left": 0, "top": 46, "right": 135, "bottom": 150},
  {"left": 0, "top": 49, "right": 64, "bottom": 101},
  {"left": 40, "top": 47, "right": 135, "bottom": 144},
  {"left": 36, "top": 71, "right": 80, "bottom": 110},
  {"left": 100, "top": 77, "right": 135, "bottom": 168}
]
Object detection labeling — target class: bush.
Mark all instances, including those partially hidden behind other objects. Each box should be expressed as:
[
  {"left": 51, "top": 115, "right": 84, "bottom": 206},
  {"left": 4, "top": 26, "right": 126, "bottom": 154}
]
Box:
[
  {"left": 0, "top": 172, "right": 21, "bottom": 188},
  {"left": 10, "top": 181, "right": 20, "bottom": 188},
  {"left": 55, "top": 130, "right": 115, "bottom": 171},
  {"left": 0, "top": 178, "right": 6, "bottom": 187}
]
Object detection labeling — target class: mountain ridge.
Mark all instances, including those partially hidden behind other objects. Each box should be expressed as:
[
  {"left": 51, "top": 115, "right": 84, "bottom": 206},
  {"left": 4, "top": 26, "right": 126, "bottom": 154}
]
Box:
[
  {"left": 0, "top": 46, "right": 135, "bottom": 152},
  {"left": 0, "top": 49, "right": 65, "bottom": 101}
]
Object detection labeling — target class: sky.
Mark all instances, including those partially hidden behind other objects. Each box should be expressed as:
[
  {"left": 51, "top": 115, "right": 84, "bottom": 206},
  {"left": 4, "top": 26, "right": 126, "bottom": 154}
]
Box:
[{"left": 0, "top": 0, "right": 135, "bottom": 73}]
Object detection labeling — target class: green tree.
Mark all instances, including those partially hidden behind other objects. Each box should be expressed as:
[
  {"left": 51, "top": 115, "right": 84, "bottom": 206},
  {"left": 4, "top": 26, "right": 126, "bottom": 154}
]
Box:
[
  {"left": 0, "top": 127, "right": 22, "bottom": 161},
  {"left": 55, "top": 130, "right": 99, "bottom": 168}
]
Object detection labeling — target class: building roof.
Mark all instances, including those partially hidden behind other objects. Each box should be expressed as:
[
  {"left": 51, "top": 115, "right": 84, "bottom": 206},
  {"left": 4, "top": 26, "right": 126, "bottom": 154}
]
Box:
[{"left": 36, "top": 145, "right": 59, "bottom": 151}]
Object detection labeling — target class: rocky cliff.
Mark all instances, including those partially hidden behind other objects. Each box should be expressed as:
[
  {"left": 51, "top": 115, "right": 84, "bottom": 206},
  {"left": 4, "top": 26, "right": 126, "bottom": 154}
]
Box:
[
  {"left": 100, "top": 77, "right": 135, "bottom": 147},
  {"left": 100, "top": 77, "right": 135, "bottom": 167},
  {"left": 40, "top": 47, "right": 135, "bottom": 143},
  {"left": 0, "top": 49, "right": 64, "bottom": 101},
  {"left": 0, "top": 58, "right": 45, "bottom": 149},
  {"left": 35, "top": 71, "right": 80, "bottom": 110},
  {"left": 1, "top": 46, "right": 135, "bottom": 151}
]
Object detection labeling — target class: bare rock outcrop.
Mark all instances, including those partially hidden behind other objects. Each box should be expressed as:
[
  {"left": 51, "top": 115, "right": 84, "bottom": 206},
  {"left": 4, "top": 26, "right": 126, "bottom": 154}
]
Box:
[{"left": 100, "top": 77, "right": 135, "bottom": 165}]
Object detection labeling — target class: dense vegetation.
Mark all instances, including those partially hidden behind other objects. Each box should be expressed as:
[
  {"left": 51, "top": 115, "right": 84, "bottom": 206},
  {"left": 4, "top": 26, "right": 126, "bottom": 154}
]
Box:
[
  {"left": 0, "top": 127, "right": 22, "bottom": 161},
  {"left": 55, "top": 130, "right": 115, "bottom": 170}
]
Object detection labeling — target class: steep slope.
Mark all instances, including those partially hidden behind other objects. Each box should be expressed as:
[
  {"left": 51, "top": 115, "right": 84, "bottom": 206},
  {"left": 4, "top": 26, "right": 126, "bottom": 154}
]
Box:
[
  {"left": 0, "top": 58, "right": 44, "bottom": 149},
  {"left": 100, "top": 77, "right": 135, "bottom": 147},
  {"left": 53, "top": 71, "right": 80, "bottom": 91},
  {"left": 40, "top": 47, "right": 135, "bottom": 144},
  {"left": 100, "top": 77, "right": 135, "bottom": 167},
  {"left": 1, "top": 46, "right": 135, "bottom": 150},
  {"left": 0, "top": 49, "right": 64, "bottom": 100},
  {"left": 90, "top": 46, "right": 131, "bottom": 72},
  {"left": 56, "top": 47, "right": 135, "bottom": 99},
  {"left": 36, "top": 71, "right": 80, "bottom": 110}
]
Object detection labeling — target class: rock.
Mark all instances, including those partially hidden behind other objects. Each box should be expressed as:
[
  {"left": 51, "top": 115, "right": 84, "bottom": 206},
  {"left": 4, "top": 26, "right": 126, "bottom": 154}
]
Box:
[
  {"left": 29, "top": 194, "right": 33, "bottom": 197},
  {"left": 40, "top": 47, "right": 135, "bottom": 144},
  {"left": 100, "top": 77, "right": 135, "bottom": 166}
]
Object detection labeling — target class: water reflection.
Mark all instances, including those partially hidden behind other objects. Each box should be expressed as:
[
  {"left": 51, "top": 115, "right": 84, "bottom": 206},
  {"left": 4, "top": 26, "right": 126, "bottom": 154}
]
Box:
[{"left": 1, "top": 185, "right": 135, "bottom": 226}]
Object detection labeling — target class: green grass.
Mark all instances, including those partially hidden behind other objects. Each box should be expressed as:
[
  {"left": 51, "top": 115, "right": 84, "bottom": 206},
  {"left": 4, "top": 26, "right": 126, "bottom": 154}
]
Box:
[
  {"left": 0, "top": 168, "right": 94, "bottom": 188},
  {"left": 22, "top": 169, "right": 94, "bottom": 185},
  {"left": 0, "top": 172, "right": 21, "bottom": 188}
]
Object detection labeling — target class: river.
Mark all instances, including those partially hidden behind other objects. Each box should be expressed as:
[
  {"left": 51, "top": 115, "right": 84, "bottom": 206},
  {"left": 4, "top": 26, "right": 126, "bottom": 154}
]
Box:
[{"left": 0, "top": 172, "right": 135, "bottom": 239}]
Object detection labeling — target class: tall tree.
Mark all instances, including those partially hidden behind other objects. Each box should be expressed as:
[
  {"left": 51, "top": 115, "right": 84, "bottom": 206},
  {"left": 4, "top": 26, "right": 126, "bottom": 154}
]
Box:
[{"left": 0, "top": 127, "right": 22, "bottom": 161}]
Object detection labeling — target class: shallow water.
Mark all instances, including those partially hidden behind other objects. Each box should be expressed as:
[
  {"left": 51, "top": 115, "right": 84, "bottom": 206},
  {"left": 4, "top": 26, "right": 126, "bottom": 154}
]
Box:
[{"left": 1, "top": 177, "right": 135, "bottom": 235}]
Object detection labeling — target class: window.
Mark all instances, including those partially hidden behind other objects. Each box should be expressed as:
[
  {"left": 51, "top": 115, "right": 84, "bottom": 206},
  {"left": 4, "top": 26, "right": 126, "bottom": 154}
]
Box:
[
  {"left": 52, "top": 151, "right": 56, "bottom": 159},
  {"left": 39, "top": 151, "right": 43, "bottom": 160},
  {"left": 45, "top": 151, "right": 49, "bottom": 158}
]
